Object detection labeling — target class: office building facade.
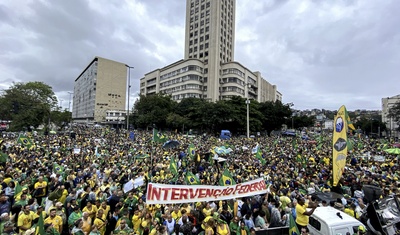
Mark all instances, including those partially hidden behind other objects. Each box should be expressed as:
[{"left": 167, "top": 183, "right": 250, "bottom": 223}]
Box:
[
  {"left": 72, "top": 56, "right": 127, "bottom": 124},
  {"left": 140, "top": 0, "right": 282, "bottom": 103},
  {"left": 382, "top": 95, "right": 400, "bottom": 137}
]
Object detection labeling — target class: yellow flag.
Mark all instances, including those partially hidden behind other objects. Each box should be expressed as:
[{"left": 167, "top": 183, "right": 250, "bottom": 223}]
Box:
[{"left": 332, "top": 106, "right": 348, "bottom": 186}]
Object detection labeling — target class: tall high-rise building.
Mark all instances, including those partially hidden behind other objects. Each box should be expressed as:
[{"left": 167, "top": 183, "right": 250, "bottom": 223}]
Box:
[
  {"left": 72, "top": 56, "right": 127, "bottom": 124},
  {"left": 140, "top": 0, "right": 282, "bottom": 103}
]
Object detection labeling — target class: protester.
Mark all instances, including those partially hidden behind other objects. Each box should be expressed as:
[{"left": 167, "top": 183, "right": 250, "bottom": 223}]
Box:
[{"left": 0, "top": 126, "right": 397, "bottom": 234}]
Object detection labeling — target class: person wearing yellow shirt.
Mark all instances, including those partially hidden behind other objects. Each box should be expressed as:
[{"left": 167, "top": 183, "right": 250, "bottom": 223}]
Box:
[
  {"left": 202, "top": 203, "right": 213, "bottom": 217},
  {"left": 295, "top": 197, "right": 317, "bottom": 231},
  {"left": 33, "top": 206, "right": 47, "bottom": 221},
  {"left": 344, "top": 204, "right": 359, "bottom": 219},
  {"left": 82, "top": 201, "right": 98, "bottom": 220},
  {"left": 81, "top": 212, "right": 92, "bottom": 234},
  {"left": 44, "top": 208, "right": 63, "bottom": 234},
  {"left": 100, "top": 181, "right": 110, "bottom": 193},
  {"left": 93, "top": 209, "right": 106, "bottom": 235},
  {"left": 58, "top": 187, "right": 69, "bottom": 204},
  {"left": 98, "top": 201, "right": 110, "bottom": 219},
  {"left": 131, "top": 210, "right": 143, "bottom": 234},
  {"left": 171, "top": 207, "right": 182, "bottom": 221},
  {"left": 34, "top": 176, "right": 47, "bottom": 205},
  {"left": 17, "top": 205, "right": 36, "bottom": 234}
]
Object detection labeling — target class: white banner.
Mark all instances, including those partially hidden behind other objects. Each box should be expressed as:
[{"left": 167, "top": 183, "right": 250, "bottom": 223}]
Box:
[{"left": 146, "top": 178, "right": 268, "bottom": 204}]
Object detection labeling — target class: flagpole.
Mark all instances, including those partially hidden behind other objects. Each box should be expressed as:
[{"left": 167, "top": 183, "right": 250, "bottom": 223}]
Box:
[{"left": 150, "top": 128, "right": 155, "bottom": 182}]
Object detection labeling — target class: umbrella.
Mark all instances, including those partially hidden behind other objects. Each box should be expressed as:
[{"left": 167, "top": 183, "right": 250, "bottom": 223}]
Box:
[
  {"left": 384, "top": 148, "right": 400, "bottom": 155},
  {"left": 162, "top": 140, "right": 180, "bottom": 149}
]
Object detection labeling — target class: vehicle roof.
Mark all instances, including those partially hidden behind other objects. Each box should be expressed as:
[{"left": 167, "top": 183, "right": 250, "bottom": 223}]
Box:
[{"left": 311, "top": 207, "right": 363, "bottom": 227}]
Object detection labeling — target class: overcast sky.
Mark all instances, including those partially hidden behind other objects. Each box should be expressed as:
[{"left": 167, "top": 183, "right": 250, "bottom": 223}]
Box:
[{"left": 1, "top": 0, "right": 399, "bottom": 111}]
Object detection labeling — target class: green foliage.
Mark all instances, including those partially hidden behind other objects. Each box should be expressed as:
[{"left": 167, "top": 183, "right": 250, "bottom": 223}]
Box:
[
  {"left": 134, "top": 94, "right": 176, "bottom": 129},
  {"left": 260, "top": 100, "right": 292, "bottom": 134},
  {"left": 354, "top": 116, "right": 387, "bottom": 135},
  {"left": 133, "top": 95, "right": 293, "bottom": 135},
  {"left": 0, "top": 81, "right": 57, "bottom": 131},
  {"left": 289, "top": 115, "right": 316, "bottom": 129}
]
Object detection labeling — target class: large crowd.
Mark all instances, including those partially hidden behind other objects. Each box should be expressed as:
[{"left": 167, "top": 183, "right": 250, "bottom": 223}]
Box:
[{"left": 0, "top": 126, "right": 398, "bottom": 235}]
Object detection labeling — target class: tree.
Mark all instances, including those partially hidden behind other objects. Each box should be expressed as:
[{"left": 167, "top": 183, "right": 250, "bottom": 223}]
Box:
[
  {"left": 134, "top": 94, "right": 176, "bottom": 129},
  {"left": 388, "top": 101, "right": 400, "bottom": 131},
  {"left": 355, "top": 116, "right": 386, "bottom": 136},
  {"left": 0, "top": 82, "right": 57, "bottom": 131},
  {"left": 288, "top": 115, "right": 316, "bottom": 129},
  {"left": 260, "top": 100, "right": 292, "bottom": 134},
  {"left": 50, "top": 108, "right": 72, "bottom": 130}
]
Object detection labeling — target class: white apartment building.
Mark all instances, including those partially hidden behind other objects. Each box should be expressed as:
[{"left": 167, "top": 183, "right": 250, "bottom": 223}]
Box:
[
  {"left": 382, "top": 94, "right": 400, "bottom": 137},
  {"left": 72, "top": 56, "right": 127, "bottom": 124},
  {"left": 140, "top": 0, "right": 282, "bottom": 103}
]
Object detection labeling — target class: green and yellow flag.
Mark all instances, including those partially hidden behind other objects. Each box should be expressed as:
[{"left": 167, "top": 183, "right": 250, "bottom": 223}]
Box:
[
  {"left": 14, "top": 182, "right": 23, "bottom": 199},
  {"left": 219, "top": 169, "right": 236, "bottom": 186},
  {"left": 17, "top": 134, "right": 33, "bottom": 148},
  {"left": 53, "top": 163, "right": 64, "bottom": 175},
  {"left": 344, "top": 107, "right": 356, "bottom": 130},
  {"left": 35, "top": 212, "right": 45, "bottom": 235},
  {"left": 256, "top": 147, "right": 266, "bottom": 165},
  {"left": 169, "top": 156, "right": 178, "bottom": 176},
  {"left": 332, "top": 106, "right": 348, "bottom": 187},
  {"left": 152, "top": 129, "right": 167, "bottom": 143},
  {"left": 289, "top": 214, "right": 300, "bottom": 235},
  {"left": 188, "top": 144, "right": 195, "bottom": 160},
  {"left": 185, "top": 171, "right": 201, "bottom": 185}
]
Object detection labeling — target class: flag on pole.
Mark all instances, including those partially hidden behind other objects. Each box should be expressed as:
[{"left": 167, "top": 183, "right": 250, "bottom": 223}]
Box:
[
  {"left": 332, "top": 106, "right": 348, "bottom": 187},
  {"left": 185, "top": 171, "right": 201, "bottom": 185},
  {"left": 219, "top": 169, "right": 236, "bottom": 186},
  {"left": 169, "top": 156, "right": 178, "bottom": 176},
  {"left": 256, "top": 147, "right": 266, "bottom": 165},
  {"left": 344, "top": 107, "right": 356, "bottom": 130},
  {"left": 188, "top": 144, "right": 195, "bottom": 160}
]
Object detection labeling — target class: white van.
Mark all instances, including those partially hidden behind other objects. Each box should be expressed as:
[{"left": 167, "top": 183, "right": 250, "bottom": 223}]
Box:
[{"left": 307, "top": 207, "right": 364, "bottom": 235}]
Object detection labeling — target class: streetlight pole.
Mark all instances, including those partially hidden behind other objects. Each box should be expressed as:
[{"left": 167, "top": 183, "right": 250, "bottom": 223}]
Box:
[
  {"left": 246, "top": 83, "right": 251, "bottom": 138},
  {"left": 125, "top": 65, "right": 134, "bottom": 130},
  {"left": 68, "top": 92, "right": 73, "bottom": 112},
  {"left": 246, "top": 99, "right": 250, "bottom": 138}
]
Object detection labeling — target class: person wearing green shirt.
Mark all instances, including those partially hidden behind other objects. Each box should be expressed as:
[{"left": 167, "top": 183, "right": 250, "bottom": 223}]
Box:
[
  {"left": 68, "top": 206, "right": 82, "bottom": 228},
  {"left": 229, "top": 216, "right": 240, "bottom": 235}
]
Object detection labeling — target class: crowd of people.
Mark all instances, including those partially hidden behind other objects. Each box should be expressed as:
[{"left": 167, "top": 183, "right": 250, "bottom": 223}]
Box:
[{"left": 0, "top": 126, "right": 398, "bottom": 235}]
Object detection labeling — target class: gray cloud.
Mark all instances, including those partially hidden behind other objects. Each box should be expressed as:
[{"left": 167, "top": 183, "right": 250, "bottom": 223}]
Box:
[{"left": 0, "top": 0, "right": 399, "bottom": 111}]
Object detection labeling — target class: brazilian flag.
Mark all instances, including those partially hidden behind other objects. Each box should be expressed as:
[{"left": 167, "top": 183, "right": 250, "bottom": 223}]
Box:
[
  {"left": 289, "top": 214, "right": 300, "bottom": 235},
  {"left": 17, "top": 134, "right": 33, "bottom": 148},
  {"left": 188, "top": 144, "right": 195, "bottom": 160},
  {"left": 169, "top": 156, "right": 178, "bottom": 176},
  {"left": 219, "top": 169, "right": 236, "bottom": 186},
  {"left": 53, "top": 163, "right": 64, "bottom": 175},
  {"left": 185, "top": 171, "right": 201, "bottom": 185},
  {"left": 256, "top": 148, "right": 266, "bottom": 165}
]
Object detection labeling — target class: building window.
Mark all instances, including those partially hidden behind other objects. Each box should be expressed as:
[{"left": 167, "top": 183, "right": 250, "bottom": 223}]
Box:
[
  {"left": 205, "top": 26, "right": 209, "bottom": 32},
  {"left": 205, "top": 43, "right": 209, "bottom": 48}
]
